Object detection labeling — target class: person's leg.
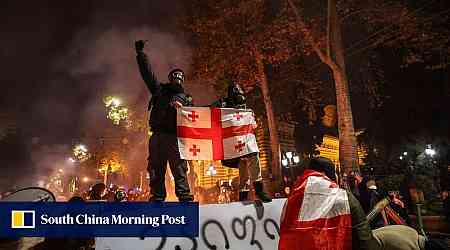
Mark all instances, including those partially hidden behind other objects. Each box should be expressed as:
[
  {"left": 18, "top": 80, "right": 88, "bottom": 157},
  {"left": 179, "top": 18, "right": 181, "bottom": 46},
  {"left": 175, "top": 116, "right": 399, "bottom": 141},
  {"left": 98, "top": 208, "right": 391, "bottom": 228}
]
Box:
[
  {"left": 247, "top": 153, "right": 271, "bottom": 202},
  {"left": 238, "top": 157, "right": 250, "bottom": 201},
  {"left": 148, "top": 133, "right": 168, "bottom": 201},
  {"left": 167, "top": 133, "right": 193, "bottom": 201}
]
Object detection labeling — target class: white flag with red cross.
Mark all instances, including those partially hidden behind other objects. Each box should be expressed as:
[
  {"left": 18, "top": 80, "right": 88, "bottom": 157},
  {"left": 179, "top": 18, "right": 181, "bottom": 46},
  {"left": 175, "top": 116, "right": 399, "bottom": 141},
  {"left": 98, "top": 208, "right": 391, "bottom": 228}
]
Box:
[{"left": 177, "top": 107, "right": 259, "bottom": 160}]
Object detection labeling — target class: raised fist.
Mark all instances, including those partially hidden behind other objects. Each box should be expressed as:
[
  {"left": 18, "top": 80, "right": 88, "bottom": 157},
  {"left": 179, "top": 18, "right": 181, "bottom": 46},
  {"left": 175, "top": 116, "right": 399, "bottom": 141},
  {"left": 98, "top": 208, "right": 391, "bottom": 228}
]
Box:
[{"left": 135, "top": 40, "right": 147, "bottom": 52}]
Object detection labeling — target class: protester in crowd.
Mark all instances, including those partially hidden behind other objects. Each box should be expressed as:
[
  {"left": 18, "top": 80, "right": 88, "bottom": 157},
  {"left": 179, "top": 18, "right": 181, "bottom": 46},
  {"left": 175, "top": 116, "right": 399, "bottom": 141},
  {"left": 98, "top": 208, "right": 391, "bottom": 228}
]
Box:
[
  {"left": 389, "top": 192, "right": 412, "bottom": 225},
  {"left": 89, "top": 183, "right": 107, "bottom": 200},
  {"left": 358, "top": 176, "right": 387, "bottom": 228}
]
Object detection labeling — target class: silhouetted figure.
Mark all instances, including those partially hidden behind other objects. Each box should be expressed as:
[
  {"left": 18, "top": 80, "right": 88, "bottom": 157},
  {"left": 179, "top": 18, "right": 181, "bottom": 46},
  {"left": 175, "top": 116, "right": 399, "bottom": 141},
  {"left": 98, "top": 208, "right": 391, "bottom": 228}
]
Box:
[{"left": 135, "top": 40, "right": 193, "bottom": 202}]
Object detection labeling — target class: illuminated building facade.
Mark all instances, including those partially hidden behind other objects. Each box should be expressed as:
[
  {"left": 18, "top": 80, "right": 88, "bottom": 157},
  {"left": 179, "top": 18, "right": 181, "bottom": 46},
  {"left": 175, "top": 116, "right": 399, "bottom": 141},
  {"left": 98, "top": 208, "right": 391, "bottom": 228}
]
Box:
[
  {"left": 316, "top": 135, "right": 367, "bottom": 173},
  {"left": 192, "top": 160, "right": 239, "bottom": 189},
  {"left": 255, "top": 115, "right": 297, "bottom": 189}
]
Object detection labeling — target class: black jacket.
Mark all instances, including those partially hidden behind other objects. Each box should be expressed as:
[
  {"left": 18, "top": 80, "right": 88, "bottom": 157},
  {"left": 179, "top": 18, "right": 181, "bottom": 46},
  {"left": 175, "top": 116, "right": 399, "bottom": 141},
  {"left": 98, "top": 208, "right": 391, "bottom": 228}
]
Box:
[
  {"left": 136, "top": 51, "right": 192, "bottom": 134},
  {"left": 347, "top": 190, "right": 377, "bottom": 250}
]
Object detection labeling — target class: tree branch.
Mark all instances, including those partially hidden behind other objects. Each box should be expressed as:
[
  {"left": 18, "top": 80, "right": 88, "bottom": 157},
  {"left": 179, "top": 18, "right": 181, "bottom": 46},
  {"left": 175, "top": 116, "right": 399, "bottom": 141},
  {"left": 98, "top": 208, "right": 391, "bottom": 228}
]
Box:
[{"left": 286, "top": 0, "right": 342, "bottom": 72}]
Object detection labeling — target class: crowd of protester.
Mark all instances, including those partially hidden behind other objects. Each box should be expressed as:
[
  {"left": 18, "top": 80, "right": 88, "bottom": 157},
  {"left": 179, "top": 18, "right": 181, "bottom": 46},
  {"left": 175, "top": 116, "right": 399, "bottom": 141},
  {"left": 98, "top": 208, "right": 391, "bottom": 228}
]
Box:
[{"left": 279, "top": 156, "right": 450, "bottom": 250}]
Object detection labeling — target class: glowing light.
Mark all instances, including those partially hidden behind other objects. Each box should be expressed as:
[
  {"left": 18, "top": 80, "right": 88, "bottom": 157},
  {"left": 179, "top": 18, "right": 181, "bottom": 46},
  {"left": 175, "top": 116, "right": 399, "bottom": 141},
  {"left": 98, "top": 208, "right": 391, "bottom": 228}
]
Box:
[
  {"left": 293, "top": 156, "right": 300, "bottom": 164},
  {"left": 103, "top": 96, "right": 121, "bottom": 107},
  {"left": 58, "top": 169, "right": 63, "bottom": 173},
  {"left": 98, "top": 152, "right": 124, "bottom": 173},
  {"left": 399, "top": 156, "right": 403, "bottom": 160},
  {"left": 83, "top": 177, "right": 89, "bottom": 183},
  {"left": 281, "top": 158, "right": 288, "bottom": 167},
  {"left": 403, "top": 152, "right": 408, "bottom": 156},
  {"left": 104, "top": 96, "right": 129, "bottom": 125},
  {"left": 112, "top": 98, "right": 121, "bottom": 107},
  {"left": 72, "top": 144, "right": 90, "bottom": 162},
  {"left": 425, "top": 147, "right": 436, "bottom": 157},
  {"left": 206, "top": 165, "right": 217, "bottom": 176},
  {"left": 286, "top": 152, "right": 293, "bottom": 159}
]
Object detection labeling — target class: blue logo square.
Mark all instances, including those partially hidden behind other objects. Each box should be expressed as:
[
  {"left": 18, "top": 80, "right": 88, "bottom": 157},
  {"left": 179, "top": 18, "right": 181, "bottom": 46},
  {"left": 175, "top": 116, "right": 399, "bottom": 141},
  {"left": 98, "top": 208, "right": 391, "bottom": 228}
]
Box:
[{"left": 24, "top": 212, "right": 34, "bottom": 227}]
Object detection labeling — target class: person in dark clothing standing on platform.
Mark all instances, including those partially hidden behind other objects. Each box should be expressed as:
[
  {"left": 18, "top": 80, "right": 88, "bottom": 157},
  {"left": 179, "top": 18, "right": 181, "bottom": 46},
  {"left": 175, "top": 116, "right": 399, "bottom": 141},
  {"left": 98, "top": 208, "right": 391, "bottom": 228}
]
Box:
[
  {"left": 135, "top": 40, "right": 193, "bottom": 202},
  {"left": 211, "top": 81, "right": 271, "bottom": 202}
]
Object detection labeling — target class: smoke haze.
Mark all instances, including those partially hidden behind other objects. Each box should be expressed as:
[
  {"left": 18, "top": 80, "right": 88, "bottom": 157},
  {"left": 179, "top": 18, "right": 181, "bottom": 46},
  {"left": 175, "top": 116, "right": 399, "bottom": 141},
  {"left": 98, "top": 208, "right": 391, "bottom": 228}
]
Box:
[{"left": 0, "top": 0, "right": 217, "bottom": 191}]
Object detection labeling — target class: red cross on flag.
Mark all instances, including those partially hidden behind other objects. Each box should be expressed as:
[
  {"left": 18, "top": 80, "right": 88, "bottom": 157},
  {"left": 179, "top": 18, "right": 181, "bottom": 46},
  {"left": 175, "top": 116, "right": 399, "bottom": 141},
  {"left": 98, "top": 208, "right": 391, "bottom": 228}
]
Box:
[{"left": 177, "top": 107, "right": 259, "bottom": 160}]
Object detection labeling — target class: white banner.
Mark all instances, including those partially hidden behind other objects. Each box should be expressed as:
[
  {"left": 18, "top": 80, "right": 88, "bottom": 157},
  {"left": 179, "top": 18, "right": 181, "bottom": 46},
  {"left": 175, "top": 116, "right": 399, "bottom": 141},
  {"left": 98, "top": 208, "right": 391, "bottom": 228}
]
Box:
[{"left": 95, "top": 199, "right": 285, "bottom": 250}]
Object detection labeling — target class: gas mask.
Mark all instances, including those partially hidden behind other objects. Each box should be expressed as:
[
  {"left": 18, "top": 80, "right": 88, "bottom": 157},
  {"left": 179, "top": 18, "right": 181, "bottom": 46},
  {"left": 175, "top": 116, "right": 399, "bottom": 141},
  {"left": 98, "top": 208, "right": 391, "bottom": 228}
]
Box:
[
  {"left": 166, "top": 69, "right": 185, "bottom": 93},
  {"left": 168, "top": 69, "right": 185, "bottom": 85},
  {"left": 228, "top": 83, "right": 246, "bottom": 105}
]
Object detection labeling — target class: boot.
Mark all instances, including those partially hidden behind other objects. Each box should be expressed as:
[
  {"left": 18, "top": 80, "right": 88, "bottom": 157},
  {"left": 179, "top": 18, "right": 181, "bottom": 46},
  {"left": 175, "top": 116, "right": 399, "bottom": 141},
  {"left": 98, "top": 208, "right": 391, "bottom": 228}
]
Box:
[
  {"left": 239, "top": 190, "right": 249, "bottom": 201},
  {"left": 148, "top": 196, "right": 165, "bottom": 202},
  {"left": 253, "top": 181, "right": 272, "bottom": 203},
  {"left": 178, "top": 194, "right": 194, "bottom": 202}
]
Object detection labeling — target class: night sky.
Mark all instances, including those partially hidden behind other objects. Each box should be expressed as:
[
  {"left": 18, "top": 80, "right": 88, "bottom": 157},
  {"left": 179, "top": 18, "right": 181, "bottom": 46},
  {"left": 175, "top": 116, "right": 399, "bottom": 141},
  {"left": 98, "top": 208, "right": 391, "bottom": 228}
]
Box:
[
  {"left": 0, "top": 1, "right": 449, "bottom": 189},
  {"left": 1, "top": 0, "right": 217, "bottom": 143}
]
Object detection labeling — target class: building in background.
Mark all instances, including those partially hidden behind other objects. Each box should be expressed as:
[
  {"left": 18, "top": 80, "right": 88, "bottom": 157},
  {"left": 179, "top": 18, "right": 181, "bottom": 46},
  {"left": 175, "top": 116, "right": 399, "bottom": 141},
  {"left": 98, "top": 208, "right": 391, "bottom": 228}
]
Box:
[
  {"left": 256, "top": 114, "right": 299, "bottom": 189},
  {"left": 192, "top": 160, "right": 239, "bottom": 189},
  {"left": 316, "top": 134, "right": 367, "bottom": 173}
]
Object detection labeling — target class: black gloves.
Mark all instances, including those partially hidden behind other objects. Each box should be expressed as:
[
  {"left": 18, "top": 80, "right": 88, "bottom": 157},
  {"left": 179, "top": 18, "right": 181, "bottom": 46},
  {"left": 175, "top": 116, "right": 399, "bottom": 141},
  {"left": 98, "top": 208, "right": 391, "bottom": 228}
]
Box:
[{"left": 135, "top": 40, "right": 146, "bottom": 52}]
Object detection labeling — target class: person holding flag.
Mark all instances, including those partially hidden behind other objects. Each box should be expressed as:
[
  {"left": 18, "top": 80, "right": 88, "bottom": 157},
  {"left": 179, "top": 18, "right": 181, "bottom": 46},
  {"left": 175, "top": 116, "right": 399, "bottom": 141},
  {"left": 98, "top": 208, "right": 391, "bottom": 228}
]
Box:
[{"left": 211, "top": 81, "right": 271, "bottom": 202}]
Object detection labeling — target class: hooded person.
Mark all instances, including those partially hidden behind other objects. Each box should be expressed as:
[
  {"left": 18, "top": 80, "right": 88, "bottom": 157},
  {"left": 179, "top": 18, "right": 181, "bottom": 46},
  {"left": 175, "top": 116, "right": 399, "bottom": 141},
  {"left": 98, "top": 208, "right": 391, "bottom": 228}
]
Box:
[
  {"left": 211, "top": 81, "right": 271, "bottom": 203},
  {"left": 279, "top": 157, "right": 356, "bottom": 250},
  {"left": 135, "top": 40, "right": 193, "bottom": 202}
]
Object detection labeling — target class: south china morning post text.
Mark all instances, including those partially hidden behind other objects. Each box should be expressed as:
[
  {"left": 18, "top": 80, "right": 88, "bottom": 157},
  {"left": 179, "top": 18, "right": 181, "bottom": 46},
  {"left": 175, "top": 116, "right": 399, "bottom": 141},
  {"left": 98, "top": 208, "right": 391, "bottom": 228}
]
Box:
[
  {"left": 0, "top": 202, "right": 199, "bottom": 237},
  {"left": 40, "top": 214, "right": 186, "bottom": 227}
]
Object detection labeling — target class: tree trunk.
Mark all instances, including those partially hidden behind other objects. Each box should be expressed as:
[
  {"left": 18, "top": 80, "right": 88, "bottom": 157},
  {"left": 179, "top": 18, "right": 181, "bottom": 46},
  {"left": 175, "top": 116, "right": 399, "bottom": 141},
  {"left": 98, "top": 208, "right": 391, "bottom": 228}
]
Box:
[
  {"left": 332, "top": 68, "right": 358, "bottom": 174},
  {"left": 253, "top": 47, "right": 282, "bottom": 191},
  {"left": 286, "top": 0, "right": 358, "bottom": 175},
  {"left": 327, "top": 0, "right": 358, "bottom": 175}
]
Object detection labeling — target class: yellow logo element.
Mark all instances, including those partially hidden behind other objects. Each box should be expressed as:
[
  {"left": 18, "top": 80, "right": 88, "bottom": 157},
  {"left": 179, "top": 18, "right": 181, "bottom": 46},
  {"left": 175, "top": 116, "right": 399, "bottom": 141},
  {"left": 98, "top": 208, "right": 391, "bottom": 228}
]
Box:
[{"left": 11, "top": 210, "right": 35, "bottom": 229}]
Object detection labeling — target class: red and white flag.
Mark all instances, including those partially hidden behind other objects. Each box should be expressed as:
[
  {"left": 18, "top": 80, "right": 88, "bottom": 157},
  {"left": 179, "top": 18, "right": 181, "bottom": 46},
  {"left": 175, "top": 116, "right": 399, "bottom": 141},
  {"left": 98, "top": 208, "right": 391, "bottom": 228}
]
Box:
[
  {"left": 279, "top": 170, "right": 352, "bottom": 250},
  {"left": 176, "top": 107, "right": 259, "bottom": 160}
]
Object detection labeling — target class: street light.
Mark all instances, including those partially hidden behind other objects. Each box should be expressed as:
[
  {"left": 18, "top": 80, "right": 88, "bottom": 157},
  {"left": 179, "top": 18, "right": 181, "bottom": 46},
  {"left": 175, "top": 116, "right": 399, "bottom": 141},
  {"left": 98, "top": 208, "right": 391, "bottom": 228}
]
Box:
[
  {"left": 286, "top": 152, "right": 293, "bottom": 160},
  {"left": 281, "top": 152, "right": 301, "bottom": 184},
  {"left": 293, "top": 155, "right": 300, "bottom": 164},
  {"left": 282, "top": 151, "right": 300, "bottom": 167},
  {"left": 425, "top": 145, "right": 436, "bottom": 157},
  {"left": 206, "top": 165, "right": 217, "bottom": 176}
]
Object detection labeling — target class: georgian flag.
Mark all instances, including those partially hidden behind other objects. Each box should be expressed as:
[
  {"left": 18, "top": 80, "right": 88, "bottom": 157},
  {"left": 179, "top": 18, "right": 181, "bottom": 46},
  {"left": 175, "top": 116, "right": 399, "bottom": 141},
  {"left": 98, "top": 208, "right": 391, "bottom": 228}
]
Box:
[
  {"left": 176, "top": 107, "right": 259, "bottom": 160},
  {"left": 279, "top": 170, "right": 352, "bottom": 250}
]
